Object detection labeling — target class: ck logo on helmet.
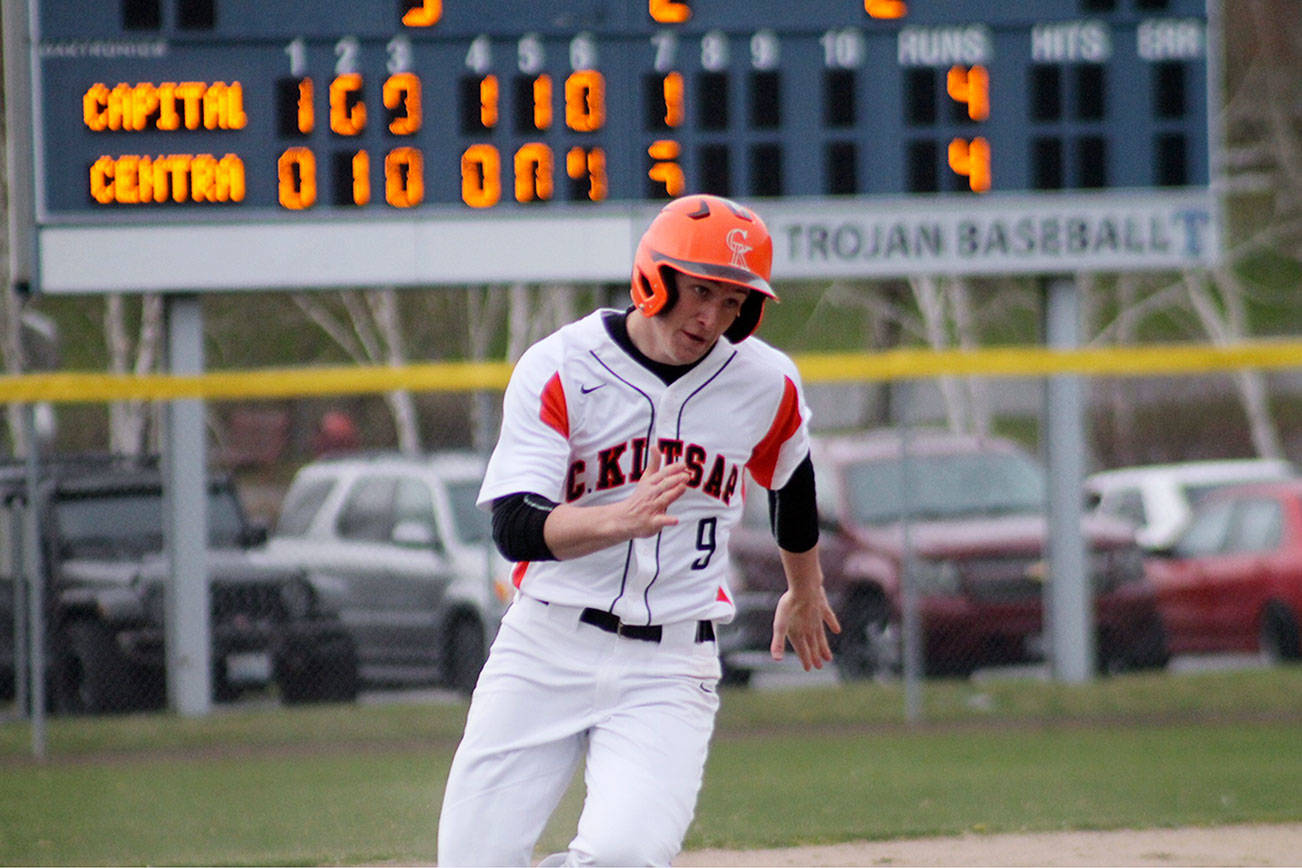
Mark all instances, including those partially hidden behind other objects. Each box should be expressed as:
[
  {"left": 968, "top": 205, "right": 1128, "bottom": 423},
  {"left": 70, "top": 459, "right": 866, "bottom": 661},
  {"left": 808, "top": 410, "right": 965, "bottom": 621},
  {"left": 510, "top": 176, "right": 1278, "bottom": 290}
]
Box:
[{"left": 726, "top": 228, "right": 752, "bottom": 269}]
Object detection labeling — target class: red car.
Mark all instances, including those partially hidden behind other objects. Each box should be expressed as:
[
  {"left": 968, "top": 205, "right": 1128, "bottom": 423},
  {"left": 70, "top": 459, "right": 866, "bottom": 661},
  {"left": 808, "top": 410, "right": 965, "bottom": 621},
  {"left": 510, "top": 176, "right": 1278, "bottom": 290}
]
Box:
[
  {"left": 1143, "top": 479, "right": 1302, "bottom": 662},
  {"left": 723, "top": 429, "right": 1169, "bottom": 682}
]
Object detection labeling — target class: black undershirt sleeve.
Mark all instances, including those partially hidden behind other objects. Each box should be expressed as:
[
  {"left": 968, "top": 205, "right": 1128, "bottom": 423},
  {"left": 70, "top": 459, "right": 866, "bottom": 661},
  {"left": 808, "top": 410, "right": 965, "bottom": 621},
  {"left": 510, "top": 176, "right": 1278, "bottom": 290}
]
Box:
[
  {"left": 492, "top": 453, "right": 818, "bottom": 560},
  {"left": 491, "top": 492, "right": 559, "bottom": 562},
  {"left": 767, "top": 454, "right": 820, "bottom": 554}
]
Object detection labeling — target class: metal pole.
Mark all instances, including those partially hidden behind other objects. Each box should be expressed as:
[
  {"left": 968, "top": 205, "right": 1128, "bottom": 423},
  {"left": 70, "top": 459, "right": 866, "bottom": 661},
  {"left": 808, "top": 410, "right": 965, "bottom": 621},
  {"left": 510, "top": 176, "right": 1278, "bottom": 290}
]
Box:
[
  {"left": 896, "top": 380, "right": 923, "bottom": 723},
  {"left": 22, "top": 404, "right": 46, "bottom": 759},
  {"left": 10, "top": 493, "right": 28, "bottom": 719},
  {"left": 163, "top": 294, "right": 211, "bottom": 716},
  {"left": 3, "top": 0, "right": 37, "bottom": 295},
  {"left": 1043, "top": 275, "right": 1093, "bottom": 683}
]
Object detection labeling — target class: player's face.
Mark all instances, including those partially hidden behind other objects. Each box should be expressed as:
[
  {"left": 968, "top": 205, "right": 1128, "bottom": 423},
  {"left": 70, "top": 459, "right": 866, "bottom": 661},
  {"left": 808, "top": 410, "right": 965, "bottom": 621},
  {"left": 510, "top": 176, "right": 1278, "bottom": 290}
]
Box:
[{"left": 633, "top": 272, "right": 750, "bottom": 365}]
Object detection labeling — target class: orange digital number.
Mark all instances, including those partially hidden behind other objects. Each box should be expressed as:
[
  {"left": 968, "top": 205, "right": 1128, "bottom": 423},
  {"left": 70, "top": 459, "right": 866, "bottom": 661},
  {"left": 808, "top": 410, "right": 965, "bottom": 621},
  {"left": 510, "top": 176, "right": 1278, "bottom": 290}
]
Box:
[
  {"left": 565, "top": 71, "right": 605, "bottom": 132},
  {"left": 330, "top": 74, "right": 366, "bottom": 135},
  {"left": 567, "top": 147, "right": 608, "bottom": 201},
  {"left": 647, "top": 139, "right": 685, "bottom": 196},
  {"left": 462, "top": 144, "right": 501, "bottom": 208},
  {"left": 533, "top": 75, "right": 554, "bottom": 130},
  {"left": 947, "top": 65, "right": 989, "bottom": 121},
  {"left": 514, "top": 143, "right": 554, "bottom": 202},
  {"left": 649, "top": 0, "right": 690, "bottom": 23},
  {"left": 386, "top": 147, "right": 424, "bottom": 207},
  {"left": 866, "top": 1, "right": 906, "bottom": 19},
  {"left": 296, "top": 78, "right": 315, "bottom": 133},
  {"left": 662, "top": 72, "right": 684, "bottom": 127},
  {"left": 351, "top": 151, "right": 371, "bottom": 205},
  {"left": 480, "top": 75, "right": 499, "bottom": 128},
  {"left": 948, "top": 137, "right": 991, "bottom": 193},
  {"left": 402, "top": 0, "right": 441, "bottom": 27},
  {"left": 384, "top": 73, "right": 422, "bottom": 134},
  {"left": 278, "top": 147, "right": 317, "bottom": 209}
]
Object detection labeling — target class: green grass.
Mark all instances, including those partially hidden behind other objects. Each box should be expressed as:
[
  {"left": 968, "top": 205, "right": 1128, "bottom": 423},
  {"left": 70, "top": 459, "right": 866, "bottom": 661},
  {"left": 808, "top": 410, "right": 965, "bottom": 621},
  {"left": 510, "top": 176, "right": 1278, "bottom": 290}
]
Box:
[{"left": 2, "top": 667, "right": 1301, "bottom": 865}]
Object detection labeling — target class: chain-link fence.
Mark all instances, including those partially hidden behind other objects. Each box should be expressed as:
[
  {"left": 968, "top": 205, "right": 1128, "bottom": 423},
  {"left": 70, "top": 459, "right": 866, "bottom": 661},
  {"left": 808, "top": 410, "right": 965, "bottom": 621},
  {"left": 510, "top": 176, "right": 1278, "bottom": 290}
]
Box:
[
  {"left": 5, "top": 360, "right": 1301, "bottom": 742},
  {"left": 719, "top": 369, "right": 1302, "bottom": 698},
  {"left": 0, "top": 454, "right": 361, "bottom": 718}
]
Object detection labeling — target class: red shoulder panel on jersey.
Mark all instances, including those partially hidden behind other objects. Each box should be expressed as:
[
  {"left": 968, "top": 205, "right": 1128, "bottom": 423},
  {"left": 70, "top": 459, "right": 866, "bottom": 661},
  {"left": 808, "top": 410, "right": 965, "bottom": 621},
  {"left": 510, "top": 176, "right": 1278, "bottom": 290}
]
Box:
[
  {"left": 539, "top": 372, "right": 569, "bottom": 437},
  {"left": 746, "top": 376, "right": 801, "bottom": 489}
]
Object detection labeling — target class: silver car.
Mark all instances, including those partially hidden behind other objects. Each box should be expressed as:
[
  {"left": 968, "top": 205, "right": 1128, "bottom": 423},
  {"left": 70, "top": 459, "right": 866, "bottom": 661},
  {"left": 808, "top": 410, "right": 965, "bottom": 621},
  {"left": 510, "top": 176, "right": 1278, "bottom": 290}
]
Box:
[{"left": 265, "top": 452, "right": 509, "bottom": 694}]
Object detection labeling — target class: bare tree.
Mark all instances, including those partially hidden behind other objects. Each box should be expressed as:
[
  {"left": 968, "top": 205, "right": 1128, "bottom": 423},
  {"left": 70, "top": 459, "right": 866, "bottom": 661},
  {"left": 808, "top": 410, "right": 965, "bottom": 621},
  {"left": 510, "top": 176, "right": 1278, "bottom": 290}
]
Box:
[
  {"left": 1183, "top": 268, "right": 1283, "bottom": 458},
  {"left": 105, "top": 293, "right": 163, "bottom": 455},
  {"left": 467, "top": 285, "right": 509, "bottom": 453},
  {"left": 292, "top": 287, "right": 422, "bottom": 455},
  {"left": 908, "top": 275, "right": 991, "bottom": 435}
]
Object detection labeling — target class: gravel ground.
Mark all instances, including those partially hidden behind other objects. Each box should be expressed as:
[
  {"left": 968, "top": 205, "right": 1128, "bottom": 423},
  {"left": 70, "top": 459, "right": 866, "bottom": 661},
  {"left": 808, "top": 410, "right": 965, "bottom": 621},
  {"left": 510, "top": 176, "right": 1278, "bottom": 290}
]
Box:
[{"left": 674, "top": 822, "right": 1302, "bottom": 866}]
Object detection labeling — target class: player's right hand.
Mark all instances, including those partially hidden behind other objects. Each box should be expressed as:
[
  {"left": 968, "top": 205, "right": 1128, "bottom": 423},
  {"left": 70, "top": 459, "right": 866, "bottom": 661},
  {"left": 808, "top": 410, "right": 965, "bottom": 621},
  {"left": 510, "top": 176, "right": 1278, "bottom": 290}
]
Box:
[
  {"left": 541, "top": 446, "right": 691, "bottom": 559},
  {"left": 622, "top": 445, "right": 691, "bottom": 537}
]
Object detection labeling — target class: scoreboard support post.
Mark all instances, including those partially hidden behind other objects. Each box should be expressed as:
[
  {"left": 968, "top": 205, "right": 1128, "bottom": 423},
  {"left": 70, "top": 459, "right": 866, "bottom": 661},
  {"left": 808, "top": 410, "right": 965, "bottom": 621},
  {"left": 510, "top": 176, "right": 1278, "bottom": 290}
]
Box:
[
  {"left": 162, "top": 294, "right": 212, "bottom": 717},
  {"left": 1043, "top": 274, "right": 1093, "bottom": 683}
]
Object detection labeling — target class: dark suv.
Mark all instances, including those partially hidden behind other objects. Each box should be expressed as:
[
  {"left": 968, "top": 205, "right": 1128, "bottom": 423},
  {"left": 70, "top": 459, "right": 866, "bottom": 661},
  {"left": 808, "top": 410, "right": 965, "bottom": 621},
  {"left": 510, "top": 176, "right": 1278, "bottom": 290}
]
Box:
[
  {"left": 0, "top": 455, "right": 358, "bottom": 713},
  {"left": 723, "top": 429, "right": 1169, "bottom": 682}
]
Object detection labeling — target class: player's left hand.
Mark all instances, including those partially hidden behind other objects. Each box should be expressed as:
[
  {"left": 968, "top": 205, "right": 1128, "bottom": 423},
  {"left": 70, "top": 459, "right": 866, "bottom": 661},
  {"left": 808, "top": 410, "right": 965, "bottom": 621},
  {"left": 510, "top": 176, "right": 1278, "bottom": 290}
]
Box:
[{"left": 770, "top": 585, "right": 840, "bottom": 671}]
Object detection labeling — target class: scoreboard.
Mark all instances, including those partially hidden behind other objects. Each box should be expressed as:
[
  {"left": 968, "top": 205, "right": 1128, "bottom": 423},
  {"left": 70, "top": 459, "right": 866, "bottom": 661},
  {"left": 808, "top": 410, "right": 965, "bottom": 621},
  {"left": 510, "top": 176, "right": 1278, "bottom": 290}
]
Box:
[{"left": 13, "top": 0, "right": 1222, "bottom": 293}]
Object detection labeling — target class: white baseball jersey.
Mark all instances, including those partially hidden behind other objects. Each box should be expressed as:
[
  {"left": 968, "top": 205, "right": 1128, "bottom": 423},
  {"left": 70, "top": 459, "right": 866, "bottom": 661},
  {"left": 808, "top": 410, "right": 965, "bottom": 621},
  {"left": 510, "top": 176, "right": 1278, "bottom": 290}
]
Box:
[{"left": 478, "top": 307, "right": 812, "bottom": 627}]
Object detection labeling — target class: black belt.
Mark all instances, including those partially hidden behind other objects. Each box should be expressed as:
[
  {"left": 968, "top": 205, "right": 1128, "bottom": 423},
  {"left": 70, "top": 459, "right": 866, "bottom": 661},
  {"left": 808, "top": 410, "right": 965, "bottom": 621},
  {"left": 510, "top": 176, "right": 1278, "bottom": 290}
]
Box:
[{"left": 579, "top": 607, "right": 715, "bottom": 644}]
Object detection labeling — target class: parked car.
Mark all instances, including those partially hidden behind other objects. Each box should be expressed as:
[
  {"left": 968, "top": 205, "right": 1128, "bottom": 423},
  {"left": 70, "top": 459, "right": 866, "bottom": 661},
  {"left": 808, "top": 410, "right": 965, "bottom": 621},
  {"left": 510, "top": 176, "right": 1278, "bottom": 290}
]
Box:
[
  {"left": 1086, "top": 459, "right": 1294, "bottom": 552},
  {"left": 263, "top": 452, "right": 508, "bottom": 694},
  {"left": 0, "top": 455, "right": 358, "bottom": 714},
  {"left": 722, "top": 429, "right": 1169, "bottom": 683},
  {"left": 1143, "top": 479, "right": 1302, "bottom": 663}
]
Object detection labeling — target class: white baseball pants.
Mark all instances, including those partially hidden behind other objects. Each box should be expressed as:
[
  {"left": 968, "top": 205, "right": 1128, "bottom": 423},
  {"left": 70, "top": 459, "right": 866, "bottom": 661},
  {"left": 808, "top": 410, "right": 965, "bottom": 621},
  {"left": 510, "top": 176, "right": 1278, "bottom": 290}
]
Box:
[{"left": 437, "top": 594, "right": 722, "bottom": 867}]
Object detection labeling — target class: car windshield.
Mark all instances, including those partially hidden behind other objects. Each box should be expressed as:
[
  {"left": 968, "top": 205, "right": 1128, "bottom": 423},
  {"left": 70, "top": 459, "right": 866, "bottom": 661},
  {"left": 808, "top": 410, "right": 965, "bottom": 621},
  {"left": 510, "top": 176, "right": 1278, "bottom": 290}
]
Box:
[
  {"left": 842, "top": 452, "right": 1046, "bottom": 524},
  {"left": 54, "top": 488, "right": 248, "bottom": 555},
  {"left": 447, "top": 480, "right": 490, "bottom": 546}
]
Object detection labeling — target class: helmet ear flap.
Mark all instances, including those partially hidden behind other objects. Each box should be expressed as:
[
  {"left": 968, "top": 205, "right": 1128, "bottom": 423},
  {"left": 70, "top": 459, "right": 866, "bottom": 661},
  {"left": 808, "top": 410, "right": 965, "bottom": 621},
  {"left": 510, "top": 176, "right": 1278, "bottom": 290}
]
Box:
[
  {"left": 657, "top": 266, "right": 679, "bottom": 315},
  {"left": 631, "top": 264, "right": 679, "bottom": 317},
  {"left": 724, "top": 290, "right": 766, "bottom": 343},
  {"left": 631, "top": 265, "right": 666, "bottom": 316}
]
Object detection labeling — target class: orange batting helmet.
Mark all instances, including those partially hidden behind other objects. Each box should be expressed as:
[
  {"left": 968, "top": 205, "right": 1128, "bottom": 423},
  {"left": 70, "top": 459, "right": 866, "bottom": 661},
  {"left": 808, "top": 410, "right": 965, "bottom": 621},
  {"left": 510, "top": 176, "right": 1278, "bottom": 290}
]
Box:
[{"left": 631, "top": 194, "right": 776, "bottom": 342}]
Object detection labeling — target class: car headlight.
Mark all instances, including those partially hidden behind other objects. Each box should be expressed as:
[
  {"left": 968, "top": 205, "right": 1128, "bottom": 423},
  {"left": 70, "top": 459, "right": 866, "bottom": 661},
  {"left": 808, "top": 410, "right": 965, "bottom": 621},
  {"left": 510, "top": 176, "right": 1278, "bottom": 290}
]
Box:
[{"left": 907, "top": 558, "right": 961, "bottom": 596}]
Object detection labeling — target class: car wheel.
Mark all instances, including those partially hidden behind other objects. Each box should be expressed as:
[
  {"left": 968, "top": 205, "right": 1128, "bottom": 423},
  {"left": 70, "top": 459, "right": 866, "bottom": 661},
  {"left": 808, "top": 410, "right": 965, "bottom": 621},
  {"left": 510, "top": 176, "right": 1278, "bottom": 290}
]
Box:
[
  {"left": 277, "top": 632, "right": 360, "bottom": 705},
  {"left": 836, "top": 591, "right": 898, "bottom": 682},
  {"left": 1259, "top": 602, "right": 1301, "bottom": 665},
  {"left": 445, "top": 615, "right": 487, "bottom": 695},
  {"left": 1129, "top": 613, "right": 1171, "bottom": 671},
  {"left": 53, "top": 620, "right": 148, "bottom": 714},
  {"left": 1095, "top": 629, "right": 1129, "bottom": 676},
  {"left": 718, "top": 661, "right": 752, "bottom": 688}
]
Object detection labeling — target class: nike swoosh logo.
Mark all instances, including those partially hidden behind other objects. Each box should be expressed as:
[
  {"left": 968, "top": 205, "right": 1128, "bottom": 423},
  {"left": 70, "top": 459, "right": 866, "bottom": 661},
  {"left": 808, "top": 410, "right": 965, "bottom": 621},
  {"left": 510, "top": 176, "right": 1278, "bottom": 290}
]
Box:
[{"left": 580, "top": 383, "right": 605, "bottom": 394}]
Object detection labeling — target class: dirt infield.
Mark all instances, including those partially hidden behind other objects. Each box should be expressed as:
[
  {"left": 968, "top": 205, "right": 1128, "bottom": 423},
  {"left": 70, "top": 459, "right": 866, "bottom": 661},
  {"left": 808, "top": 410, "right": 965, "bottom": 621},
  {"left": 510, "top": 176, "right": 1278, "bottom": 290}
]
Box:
[{"left": 675, "top": 822, "right": 1302, "bottom": 866}]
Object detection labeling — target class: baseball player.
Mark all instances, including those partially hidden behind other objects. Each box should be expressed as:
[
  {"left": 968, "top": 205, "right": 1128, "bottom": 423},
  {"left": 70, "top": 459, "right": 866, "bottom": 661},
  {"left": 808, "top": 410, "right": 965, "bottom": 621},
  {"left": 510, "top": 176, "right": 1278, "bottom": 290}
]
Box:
[{"left": 437, "top": 194, "right": 840, "bottom": 867}]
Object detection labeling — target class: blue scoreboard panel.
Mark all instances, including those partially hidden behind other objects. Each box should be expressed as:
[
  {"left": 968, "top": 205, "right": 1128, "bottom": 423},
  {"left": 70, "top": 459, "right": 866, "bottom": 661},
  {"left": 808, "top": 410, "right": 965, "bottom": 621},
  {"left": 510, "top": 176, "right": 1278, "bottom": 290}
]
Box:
[{"left": 19, "top": 0, "right": 1221, "bottom": 292}]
